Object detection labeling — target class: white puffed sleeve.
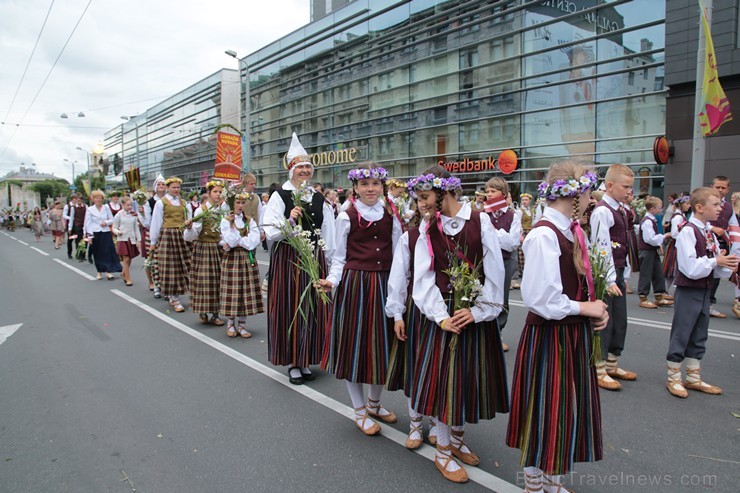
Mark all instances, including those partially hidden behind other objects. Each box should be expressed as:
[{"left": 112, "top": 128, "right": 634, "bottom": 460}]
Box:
[
  {"left": 326, "top": 211, "right": 350, "bottom": 287},
  {"left": 220, "top": 217, "right": 241, "bottom": 249},
  {"left": 238, "top": 217, "right": 261, "bottom": 250},
  {"left": 385, "top": 232, "right": 410, "bottom": 321},
  {"left": 470, "top": 213, "right": 505, "bottom": 323}
]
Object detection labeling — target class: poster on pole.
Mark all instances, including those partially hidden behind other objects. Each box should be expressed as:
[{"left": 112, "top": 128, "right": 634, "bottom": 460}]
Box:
[{"left": 214, "top": 130, "right": 242, "bottom": 181}]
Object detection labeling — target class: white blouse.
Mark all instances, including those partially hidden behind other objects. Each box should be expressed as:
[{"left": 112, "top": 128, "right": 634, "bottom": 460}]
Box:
[
  {"left": 412, "top": 201, "right": 504, "bottom": 325},
  {"left": 262, "top": 180, "right": 335, "bottom": 258},
  {"left": 639, "top": 212, "right": 666, "bottom": 247},
  {"left": 112, "top": 210, "right": 143, "bottom": 244},
  {"left": 326, "top": 200, "right": 402, "bottom": 287},
  {"left": 149, "top": 194, "right": 192, "bottom": 246},
  {"left": 220, "top": 215, "right": 260, "bottom": 251},
  {"left": 83, "top": 204, "right": 114, "bottom": 235},
  {"left": 670, "top": 211, "right": 686, "bottom": 236},
  {"left": 385, "top": 231, "right": 412, "bottom": 322},
  {"left": 520, "top": 207, "right": 582, "bottom": 321},
  {"left": 491, "top": 206, "right": 522, "bottom": 253},
  {"left": 589, "top": 194, "right": 620, "bottom": 285},
  {"left": 676, "top": 217, "right": 733, "bottom": 280}
]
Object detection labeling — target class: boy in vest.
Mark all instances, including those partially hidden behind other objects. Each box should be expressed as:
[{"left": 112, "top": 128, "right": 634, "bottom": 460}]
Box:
[
  {"left": 707, "top": 176, "right": 738, "bottom": 318},
  {"left": 665, "top": 187, "right": 738, "bottom": 398},
  {"left": 589, "top": 164, "right": 635, "bottom": 391},
  {"left": 637, "top": 196, "right": 674, "bottom": 308}
]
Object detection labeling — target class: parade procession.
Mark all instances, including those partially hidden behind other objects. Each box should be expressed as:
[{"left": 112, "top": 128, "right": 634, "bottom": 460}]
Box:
[{"left": 1, "top": 1, "right": 739, "bottom": 492}]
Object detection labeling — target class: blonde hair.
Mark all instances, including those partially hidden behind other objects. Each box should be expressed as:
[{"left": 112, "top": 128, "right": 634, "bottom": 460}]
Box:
[
  {"left": 604, "top": 163, "right": 634, "bottom": 183},
  {"left": 591, "top": 189, "right": 604, "bottom": 202},
  {"left": 121, "top": 196, "right": 133, "bottom": 206},
  {"left": 690, "top": 187, "right": 720, "bottom": 211},
  {"left": 732, "top": 191, "right": 740, "bottom": 215},
  {"left": 644, "top": 196, "right": 662, "bottom": 211},
  {"left": 90, "top": 190, "right": 106, "bottom": 200},
  {"left": 545, "top": 160, "right": 592, "bottom": 276},
  {"left": 485, "top": 177, "right": 509, "bottom": 196}
]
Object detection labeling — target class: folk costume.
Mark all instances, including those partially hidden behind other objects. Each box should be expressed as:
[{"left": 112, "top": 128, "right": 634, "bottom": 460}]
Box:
[
  {"left": 663, "top": 200, "right": 689, "bottom": 287},
  {"left": 488, "top": 204, "right": 521, "bottom": 332},
  {"left": 263, "top": 133, "right": 335, "bottom": 381},
  {"left": 150, "top": 180, "right": 192, "bottom": 312},
  {"left": 112, "top": 208, "right": 142, "bottom": 259},
  {"left": 637, "top": 212, "right": 673, "bottom": 308},
  {"left": 324, "top": 172, "right": 403, "bottom": 435},
  {"left": 220, "top": 209, "right": 263, "bottom": 338},
  {"left": 142, "top": 175, "right": 165, "bottom": 296}
]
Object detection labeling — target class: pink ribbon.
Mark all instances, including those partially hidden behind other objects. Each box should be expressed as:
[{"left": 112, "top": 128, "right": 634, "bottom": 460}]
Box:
[
  {"left": 425, "top": 211, "right": 474, "bottom": 271},
  {"left": 387, "top": 199, "right": 405, "bottom": 232},
  {"left": 571, "top": 220, "right": 595, "bottom": 302}
]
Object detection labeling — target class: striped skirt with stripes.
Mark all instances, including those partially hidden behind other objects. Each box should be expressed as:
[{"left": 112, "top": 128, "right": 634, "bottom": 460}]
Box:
[
  {"left": 157, "top": 227, "right": 191, "bottom": 296},
  {"left": 325, "top": 269, "right": 392, "bottom": 385},
  {"left": 506, "top": 321, "right": 603, "bottom": 475},
  {"left": 267, "top": 241, "right": 330, "bottom": 368},
  {"left": 627, "top": 230, "right": 641, "bottom": 272},
  {"left": 662, "top": 238, "right": 678, "bottom": 281},
  {"left": 220, "top": 248, "right": 263, "bottom": 319},
  {"left": 411, "top": 298, "right": 509, "bottom": 426},
  {"left": 190, "top": 241, "right": 223, "bottom": 314},
  {"left": 385, "top": 293, "right": 422, "bottom": 397}
]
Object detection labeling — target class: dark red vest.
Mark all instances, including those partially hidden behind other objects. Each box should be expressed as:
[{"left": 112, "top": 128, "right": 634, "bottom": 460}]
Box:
[
  {"left": 108, "top": 202, "right": 122, "bottom": 216},
  {"left": 344, "top": 205, "right": 394, "bottom": 272},
  {"left": 638, "top": 216, "right": 660, "bottom": 251},
  {"left": 713, "top": 200, "right": 732, "bottom": 230},
  {"left": 73, "top": 205, "right": 86, "bottom": 227},
  {"left": 525, "top": 220, "right": 589, "bottom": 326},
  {"left": 428, "top": 211, "right": 484, "bottom": 294},
  {"left": 595, "top": 200, "right": 628, "bottom": 268},
  {"left": 674, "top": 222, "right": 715, "bottom": 289},
  {"left": 489, "top": 208, "right": 514, "bottom": 259}
]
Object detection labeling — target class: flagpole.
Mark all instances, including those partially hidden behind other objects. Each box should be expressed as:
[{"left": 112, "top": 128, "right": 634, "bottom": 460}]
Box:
[{"left": 691, "top": 0, "right": 712, "bottom": 190}]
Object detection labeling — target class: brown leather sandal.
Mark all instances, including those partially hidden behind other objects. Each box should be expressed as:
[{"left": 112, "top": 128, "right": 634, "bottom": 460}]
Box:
[{"left": 434, "top": 445, "right": 468, "bottom": 483}]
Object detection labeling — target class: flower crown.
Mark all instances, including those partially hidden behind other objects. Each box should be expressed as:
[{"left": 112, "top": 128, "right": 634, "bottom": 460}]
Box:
[
  {"left": 234, "top": 192, "right": 249, "bottom": 201},
  {"left": 520, "top": 193, "right": 533, "bottom": 200},
  {"left": 673, "top": 195, "right": 690, "bottom": 205},
  {"left": 347, "top": 167, "right": 389, "bottom": 181},
  {"left": 537, "top": 171, "right": 599, "bottom": 200},
  {"left": 386, "top": 178, "right": 406, "bottom": 188},
  {"left": 407, "top": 174, "right": 462, "bottom": 199},
  {"left": 206, "top": 179, "right": 224, "bottom": 189},
  {"left": 164, "top": 177, "right": 182, "bottom": 185}
]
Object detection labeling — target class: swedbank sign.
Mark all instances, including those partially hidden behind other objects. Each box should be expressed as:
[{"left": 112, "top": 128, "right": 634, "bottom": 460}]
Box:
[
  {"left": 439, "top": 157, "right": 495, "bottom": 173},
  {"left": 283, "top": 148, "right": 359, "bottom": 168}
]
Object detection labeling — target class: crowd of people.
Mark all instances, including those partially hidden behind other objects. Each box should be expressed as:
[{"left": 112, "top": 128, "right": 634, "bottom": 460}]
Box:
[{"left": 3, "top": 133, "right": 739, "bottom": 489}]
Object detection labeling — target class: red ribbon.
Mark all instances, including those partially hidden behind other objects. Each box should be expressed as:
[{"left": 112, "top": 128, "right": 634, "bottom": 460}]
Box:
[
  {"left": 387, "top": 198, "right": 405, "bottom": 232},
  {"left": 425, "top": 211, "right": 475, "bottom": 271},
  {"left": 571, "top": 220, "right": 595, "bottom": 302}
]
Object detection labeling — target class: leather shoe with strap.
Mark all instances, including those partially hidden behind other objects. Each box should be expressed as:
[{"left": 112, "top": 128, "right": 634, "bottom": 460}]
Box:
[
  {"left": 666, "top": 378, "right": 688, "bottom": 398},
  {"left": 639, "top": 298, "right": 657, "bottom": 309},
  {"left": 685, "top": 369, "right": 722, "bottom": 394},
  {"left": 434, "top": 445, "right": 468, "bottom": 483},
  {"left": 709, "top": 307, "right": 727, "bottom": 318},
  {"left": 353, "top": 407, "right": 381, "bottom": 436},
  {"left": 597, "top": 372, "right": 622, "bottom": 391},
  {"left": 366, "top": 399, "right": 397, "bottom": 423},
  {"left": 450, "top": 428, "right": 479, "bottom": 466},
  {"left": 405, "top": 419, "right": 423, "bottom": 449}
]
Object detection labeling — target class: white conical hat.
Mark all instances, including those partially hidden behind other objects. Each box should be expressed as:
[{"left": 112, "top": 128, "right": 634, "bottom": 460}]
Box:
[
  {"left": 284, "top": 132, "right": 311, "bottom": 171},
  {"left": 152, "top": 173, "right": 165, "bottom": 190}
]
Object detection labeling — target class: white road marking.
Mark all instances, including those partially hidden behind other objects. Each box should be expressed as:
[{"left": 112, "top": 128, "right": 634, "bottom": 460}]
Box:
[
  {"left": 53, "top": 258, "right": 96, "bottom": 280},
  {"left": 257, "top": 260, "right": 269, "bottom": 267},
  {"left": 17, "top": 240, "right": 29, "bottom": 246},
  {"left": 30, "top": 246, "right": 49, "bottom": 256},
  {"left": 110, "top": 289, "right": 521, "bottom": 493},
  {"left": 0, "top": 323, "right": 22, "bottom": 346}
]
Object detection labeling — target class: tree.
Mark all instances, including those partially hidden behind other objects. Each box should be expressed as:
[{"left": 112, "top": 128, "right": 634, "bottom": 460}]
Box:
[
  {"left": 73, "top": 172, "right": 106, "bottom": 200},
  {"left": 29, "top": 179, "right": 70, "bottom": 204}
]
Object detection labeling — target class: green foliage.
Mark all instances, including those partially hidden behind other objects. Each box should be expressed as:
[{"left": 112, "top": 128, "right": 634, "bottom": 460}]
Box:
[
  {"left": 73, "top": 172, "right": 106, "bottom": 198},
  {"left": 28, "top": 179, "right": 70, "bottom": 203}
]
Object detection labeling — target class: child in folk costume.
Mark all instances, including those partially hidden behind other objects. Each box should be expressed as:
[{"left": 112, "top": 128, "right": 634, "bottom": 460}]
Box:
[
  {"left": 511, "top": 192, "right": 533, "bottom": 290},
  {"left": 484, "top": 177, "right": 522, "bottom": 352},
  {"left": 150, "top": 177, "right": 192, "bottom": 312},
  {"left": 589, "top": 163, "right": 636, "bottom": 391},
  {"left": 142, "top": 175, "right": 167, "bottom": 296},
  {"left": 385, "top": 195, "right": 437, "bottom": 448},
  {"left": 112, "top": 196, "right": 143, "bottom": 286},
  {"left": 637, "top": 196, "right": 675, "bottom": 309},
  {"left": 220, "top": 192, "right": 264, "bottom": 338},
  {"left": 665, "top": 187, "right": 739, "bottom": 398},
  {"left": 107, "top": 191, "right": 122, "bottom": 216},
  {"left": 662, "top": 194, "right": 690, "bottom": 291},
  {"left": 386, "top": 178, "right": 414, "bottom": 227},
  {"left": 622, "top": 191, "right": 640, "bottom": 295},
  {"left": 318, "top": 165, "right": 403, "bottom": 436},
  {"left": 410, "top": 166, "right": 508, "bottom": 483},
  {"left": 263, "top": 132, "right": 335, "bottom": 385},
  {"left": 506, "top": 161, "right": 608, "bottom": 493},
  {"left": 184, "top": 180, "right": 226, "bottom": 326}
]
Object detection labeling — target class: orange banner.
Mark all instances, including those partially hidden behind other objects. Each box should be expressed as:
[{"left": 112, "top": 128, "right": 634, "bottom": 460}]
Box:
[{"left": 214, "top": 131, "right": 242, "bottom": 181}]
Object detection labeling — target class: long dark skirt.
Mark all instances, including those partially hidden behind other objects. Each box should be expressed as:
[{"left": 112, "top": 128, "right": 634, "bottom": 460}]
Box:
[
  {"left": 662, "top": 238, "right": 677, "bottom": 281},
  {"left": 91, "top": 231, "right": 122, "bottom": 273},
  {"left": 324, "top": 269, "right": 392, "bottom": 385},
  {"left": 267, "top": 241, "right": 330, "bottom": 368},
  {"left": 506, "top": 321, "right": 603, "bottom": 475},
  {"left": 411, "top": 298, "right": 509, "bottom": 426},
  {"left": 385, "top": 293, "right": 422, "bottom": 396}
]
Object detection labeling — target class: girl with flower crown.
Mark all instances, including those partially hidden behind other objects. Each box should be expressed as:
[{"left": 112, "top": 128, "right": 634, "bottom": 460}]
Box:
[
  {"left": 219, "top": 192, "right": 264, "bottom": 338},
  {"left": 150, "top": 176, "right": 192, "bottom": 312},
  {"left": 408, "top": 165, "right": 508, "bottom": 484},
  {"left": 316, "top": 164, "right": 403, "bottom": 436},
  {"left": 506, "top": 161, "right": 608, "bottom": 493},
  {"left": 184, "top": 180, "right": 226, "bottom": 326}
]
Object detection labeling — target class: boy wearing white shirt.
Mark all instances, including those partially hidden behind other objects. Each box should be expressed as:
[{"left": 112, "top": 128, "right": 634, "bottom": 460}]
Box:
[
  {"left": 665, "top": 187, "right": 739, "bottom": 398},
  {"left": 637, "top": 196, "right": 674, "bottom": 308}
]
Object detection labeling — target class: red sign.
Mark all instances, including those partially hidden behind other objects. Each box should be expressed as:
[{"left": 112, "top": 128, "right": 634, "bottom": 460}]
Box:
[
  {"left": 497, "top": 149, "right": 518, "bottom": 175},
  {"left": 214, "top": 131, "right": 242, "bottom": 181},
  {"left": 653, "top": 136, "right": 669, "bottom": 165}
]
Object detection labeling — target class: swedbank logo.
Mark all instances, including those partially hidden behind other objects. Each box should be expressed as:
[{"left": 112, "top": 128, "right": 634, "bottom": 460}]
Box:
[
  {"left": 283, "top": 148, "right": 359, "bottom": 168},
  {"left": 439, "top": 157, "right": 495, "bottom": 173}
]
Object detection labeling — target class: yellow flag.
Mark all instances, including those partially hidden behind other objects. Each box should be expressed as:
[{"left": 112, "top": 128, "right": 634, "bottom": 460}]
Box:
[
  {"left": 699, "top": 8, "right": 732, "bottom": 136},
  {"left": 82, "top": 179, "right": 91, "bottom": 197}
]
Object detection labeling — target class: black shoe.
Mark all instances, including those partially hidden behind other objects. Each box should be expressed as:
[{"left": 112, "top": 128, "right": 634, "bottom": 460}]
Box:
[
  {"left": 78, "top": 258, "right": 85, "bottom": 263},
  {"left": 67, "top": 254, "right": 72, "bottom": 259},
  {"left": 88, "top": 257, "right": 93, "bottom": 264},
  {"left": 301, "top": 369, "right": 316, "bottom": 381},
  {"left": 288, "top": 367, "right": 304, "bottom": 385}
]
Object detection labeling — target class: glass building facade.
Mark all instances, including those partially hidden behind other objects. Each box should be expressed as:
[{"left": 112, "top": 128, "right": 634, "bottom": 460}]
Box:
[
  {"left": 245, "top": 0, "right": 666, "bottom": 196},
  {"left": 103, "top": 69, "right": 240, "bottom": 189}
]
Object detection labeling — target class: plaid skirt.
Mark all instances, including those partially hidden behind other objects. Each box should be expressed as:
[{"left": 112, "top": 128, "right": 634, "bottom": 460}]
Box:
[
  {"left": 157, "top": 227, "right": 191, "bottom": 296},
  {"left": 220, "top": 248, "right": 263, "bottom": 319},
  {"left": 190, "top": 241, "right": 223, "bottom": 314}
]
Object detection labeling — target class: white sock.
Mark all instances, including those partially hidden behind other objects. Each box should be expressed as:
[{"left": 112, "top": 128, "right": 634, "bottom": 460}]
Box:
[
  {"left": 524, "top": 467, "right": 543, "bottom": 491},
  {"left": 451, "top": 424, "right": 471, "bottom": 454},
  {"left": 685, "top": 357, "right": 701, "bottom": 384},
  {"left": 666, "top": 360, "right": 682, "bottom": 381},
  {"left": 289, "top": 367, "right": 302, "bottom": 379},
  {"left": 434, "top": 422, "right": 461, "bottom": 473},
  {"left": 346, "top": 381, "right": 365, "bottom": 409},
  {"left": 407, "top": 398, "right": 422, "bottom": 420},
  {"left": 170, "top": 296, "right": 180, "bottom": 303},
  {"left": 429, "top": 416, "right": 438, "bottom": 439},
  {"left": 543, "top": 474, "right": 564, "bottom": 493},
  {"left": 301, "top": 367, "right": 311, "bottom": 375},
  {"left": 367, "top": 384, "right": 392, "bottom": 417}
]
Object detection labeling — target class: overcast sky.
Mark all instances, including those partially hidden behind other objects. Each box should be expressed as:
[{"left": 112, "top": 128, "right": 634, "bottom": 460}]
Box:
[{"left": 0, "top": 0, "right": 309, "bottom": 182}]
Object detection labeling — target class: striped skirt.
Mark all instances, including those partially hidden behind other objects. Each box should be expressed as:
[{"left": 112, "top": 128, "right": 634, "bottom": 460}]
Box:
[
  {"left": 267, "top": 241, "right": 330, "bottom": 368},
  {"left": 411, "top": 299, "right": 509, "bottom": 426},
  {"left": 190, "top": 241, "right": 223, "bottom": 314},
  {"left": 506, "top": 321, "right": 603, "bottom": 475},
  {"left": 157, "top": 227, "right": 191, "bottom": 296},
  {"left": 385, "top": 293, "right": 422, "bottom": 396},
  {"left": 627, "top": 230, "right": 640, "bottom": 272},
  {"left": 662, "top": 238, "right": 677, "bottom": 280},
  {"left": 325, "top": 269, "right": 392, "bottom": 385},
  {"left": 220, "top": 248, "right": 263, "bottom": 319}
]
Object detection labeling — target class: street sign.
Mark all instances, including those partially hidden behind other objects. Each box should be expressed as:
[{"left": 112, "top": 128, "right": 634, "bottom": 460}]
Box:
[{"left": 69, "top": 185, "right": 77, "bottom": 190}]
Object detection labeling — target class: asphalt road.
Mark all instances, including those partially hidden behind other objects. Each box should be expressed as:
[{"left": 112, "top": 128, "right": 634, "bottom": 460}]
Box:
[{"left": 1, "top": 228, "right": 738, "bottom": 493}]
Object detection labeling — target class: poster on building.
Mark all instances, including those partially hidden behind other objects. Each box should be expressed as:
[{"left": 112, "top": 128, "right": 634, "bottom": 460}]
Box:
[{"left": 214, "top": 131, "right": 242, "bottom": 181}]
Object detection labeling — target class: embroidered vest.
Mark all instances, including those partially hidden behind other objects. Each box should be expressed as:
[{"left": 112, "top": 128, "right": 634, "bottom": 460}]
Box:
[
  {"left": 429, "top": 212, "right": 484, "bottom": 294},
  {"left": 595, "top": 200, "right": 628, "bottom": 268},
  {"left": 196, "top": 205, "right": 221, "bottom": 243},
  {"left": 161, "top": 197, "right": 187, "bottom": 229},
  {"left": 638, "top": 216, "right": 660, "bottom": 251},
  {"left": 344, "top": 205, "right": 394, "bottom": 272},
  {"left": 490, "top": 208, "right": 514, "bottom": 259},
  {"left": 674, "top": 223, "right": 715, "bottom": 289},
  {"left": 277, "top": 189, "right": 325, "bottom": 244}
]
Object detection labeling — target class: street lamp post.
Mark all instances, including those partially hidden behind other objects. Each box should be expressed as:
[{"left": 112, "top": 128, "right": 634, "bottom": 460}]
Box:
[
  {"left": 225, "top": 49, "right": 249, "bottom": 172},
  {"left": 63, "top": 159, "right": 77, "bottom": 183}
]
